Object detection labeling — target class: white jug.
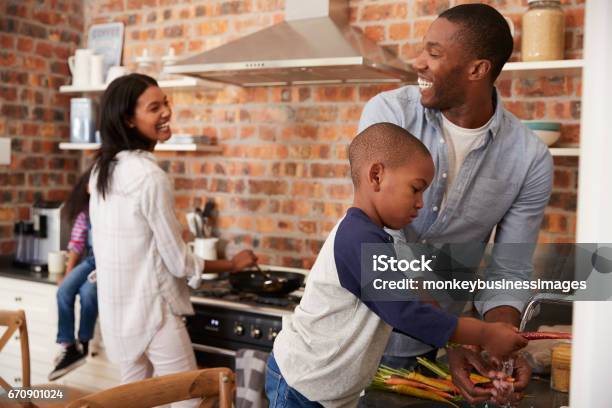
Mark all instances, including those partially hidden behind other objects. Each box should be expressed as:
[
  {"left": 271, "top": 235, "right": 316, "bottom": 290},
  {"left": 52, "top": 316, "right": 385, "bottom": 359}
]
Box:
[
  {"left": 188, "top": 238, "right": 219, "bottom": 261},
  {"left": 68, "top": 49, "right": 93, "bottom": 86}
]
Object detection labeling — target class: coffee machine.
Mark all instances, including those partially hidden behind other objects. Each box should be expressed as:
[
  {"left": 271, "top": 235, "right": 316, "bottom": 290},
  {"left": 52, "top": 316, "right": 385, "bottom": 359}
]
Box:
[{"left": 14, "top": 201, "right": 70, "bottom": 272}]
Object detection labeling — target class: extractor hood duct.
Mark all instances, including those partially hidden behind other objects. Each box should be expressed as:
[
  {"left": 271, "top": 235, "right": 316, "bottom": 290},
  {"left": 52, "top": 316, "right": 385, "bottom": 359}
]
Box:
[{"left": 164, "top": 0, "right": 415, "bottom": 87}]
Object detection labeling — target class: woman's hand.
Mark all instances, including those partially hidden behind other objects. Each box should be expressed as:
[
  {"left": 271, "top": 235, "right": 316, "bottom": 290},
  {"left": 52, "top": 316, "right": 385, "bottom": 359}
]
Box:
[{"left": 230, "top": 250, "right": 258, "bottom": 272}]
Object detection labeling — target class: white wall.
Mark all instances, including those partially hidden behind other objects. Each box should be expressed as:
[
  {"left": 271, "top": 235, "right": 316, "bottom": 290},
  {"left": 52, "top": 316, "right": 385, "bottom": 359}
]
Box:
[{"left": 571, "top": 0, "right": 612, "bottom": 406}]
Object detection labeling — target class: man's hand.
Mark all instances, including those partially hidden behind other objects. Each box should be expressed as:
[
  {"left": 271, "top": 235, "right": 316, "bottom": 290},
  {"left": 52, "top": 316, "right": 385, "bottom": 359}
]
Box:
[
  {"left": 230, "top": 250, "right": 258, "bottom": 272},
  {"left": 511, "top": 354, "right": 531, "bottom": 393},
  {"left": 488, "top": 354, "right": 532, "bottom": 406},
  {"left": 447, "top": 346, "right": 494, "bottom": 405},
  {"left": 484, "top": 305, "right": 521, "bottom": 327}
]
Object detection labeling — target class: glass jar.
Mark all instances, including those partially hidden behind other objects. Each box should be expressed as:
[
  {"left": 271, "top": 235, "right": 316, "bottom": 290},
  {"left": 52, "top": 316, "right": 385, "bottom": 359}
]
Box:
[
  {"left": 134, "top": 48, "right": 157, "bottom": 78},
  {"left": 159, "top": 47, "right": 181, "bottom": 81},
  {"left": 521, "top": 0, "right": 565, "bottom": 61}
]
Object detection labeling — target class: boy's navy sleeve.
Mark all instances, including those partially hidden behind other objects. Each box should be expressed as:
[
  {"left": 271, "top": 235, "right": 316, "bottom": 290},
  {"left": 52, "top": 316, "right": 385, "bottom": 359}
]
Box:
[{"left": 334, "top": 210, "right": 458, "bottom": 348}]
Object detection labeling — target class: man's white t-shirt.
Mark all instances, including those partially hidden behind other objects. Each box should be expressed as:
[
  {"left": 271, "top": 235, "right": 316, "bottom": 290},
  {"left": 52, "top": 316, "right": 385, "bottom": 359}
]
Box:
[{"left": 441, "top": 113, "right": 494, "bottom": 208}]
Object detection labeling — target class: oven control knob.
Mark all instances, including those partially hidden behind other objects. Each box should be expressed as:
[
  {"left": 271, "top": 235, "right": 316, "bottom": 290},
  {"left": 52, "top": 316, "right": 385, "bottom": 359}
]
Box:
[
  {"left": 268, "top": 329, "right": 278, "bottom": 341},
  {"left": 251, "top": 327, "right": 262, "bottom": 339},
  {"left": 234, "top": 324, "right": 244, "bottom": 336}
]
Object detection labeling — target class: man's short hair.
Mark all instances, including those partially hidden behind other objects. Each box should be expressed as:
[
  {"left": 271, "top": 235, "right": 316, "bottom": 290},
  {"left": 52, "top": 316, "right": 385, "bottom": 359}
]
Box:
[
  {"left": 349, "top": 123, "right": 431, "bottom": 187},
  {"left": 439, "top": 4, "right": 513, "bottom": 81}
]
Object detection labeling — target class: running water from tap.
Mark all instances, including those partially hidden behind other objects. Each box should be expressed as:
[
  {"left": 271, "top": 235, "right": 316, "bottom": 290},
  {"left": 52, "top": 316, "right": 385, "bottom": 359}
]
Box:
[{"left": 496, "top": 358, "right": 516, "bottom": 408}]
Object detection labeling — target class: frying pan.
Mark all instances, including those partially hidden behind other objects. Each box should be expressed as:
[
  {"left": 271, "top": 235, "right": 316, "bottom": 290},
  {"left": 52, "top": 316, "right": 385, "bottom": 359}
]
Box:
[{"left": 229, "top": 270, "right": 305, "bottom": 296}]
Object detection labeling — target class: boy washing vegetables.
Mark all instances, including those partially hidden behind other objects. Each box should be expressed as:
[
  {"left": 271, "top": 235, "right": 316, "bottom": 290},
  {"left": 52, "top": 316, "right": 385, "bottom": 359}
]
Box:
[{"left": 265, "top": 123, "right": 528, "bottom": 407}]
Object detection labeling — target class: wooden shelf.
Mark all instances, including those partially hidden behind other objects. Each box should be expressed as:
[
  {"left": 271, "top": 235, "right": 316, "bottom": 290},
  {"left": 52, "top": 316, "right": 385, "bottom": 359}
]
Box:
[
  {"left": 59, "top": 77, "right": 200, "bottom": 94},
  {"left": 550, "top": 147, "right": 580, "bottom": 157},
  {"left": 59, "top": 142, "right": 222, "bottom": 152},
  {"left": 500, "top": 59, "right": 583, "bottom": 79},
  {"left": 499, "top": 60, "right": 583, "bottom": 159}
]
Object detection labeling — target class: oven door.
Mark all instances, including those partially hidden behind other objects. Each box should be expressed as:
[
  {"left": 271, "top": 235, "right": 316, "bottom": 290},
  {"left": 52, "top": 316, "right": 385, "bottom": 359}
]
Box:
[
  {"left": 192, "top": 343, "right": 238, "bottom": 370},
  {"left": 187, "top": 303, "right": 281, "bottom": 370}
]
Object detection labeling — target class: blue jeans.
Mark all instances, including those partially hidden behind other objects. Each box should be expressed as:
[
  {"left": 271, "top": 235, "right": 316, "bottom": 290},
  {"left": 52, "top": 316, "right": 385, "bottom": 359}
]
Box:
[
  {"left": 56, "top": 255, "right": 98, "bottom": 344},
  {"left": 265, "top": 354, "right": 323, "bottom": 408}
]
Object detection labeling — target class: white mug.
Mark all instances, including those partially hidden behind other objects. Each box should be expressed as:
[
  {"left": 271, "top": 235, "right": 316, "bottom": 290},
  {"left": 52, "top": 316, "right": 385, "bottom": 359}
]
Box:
[
  {"left": 90, "top": 54, "right": 104, "bottom": 86},
  {"left": 188, "top": 238, "right": 219, "bottom": 260},
  {"left": 48, "top": 250, "right": 67, "bottom": 274},
  {"left": 105, "top": 65, "right": 129, "bottom": 84},
  {"left": 68, "top": 49, "right": 93, "bottom": 86}
]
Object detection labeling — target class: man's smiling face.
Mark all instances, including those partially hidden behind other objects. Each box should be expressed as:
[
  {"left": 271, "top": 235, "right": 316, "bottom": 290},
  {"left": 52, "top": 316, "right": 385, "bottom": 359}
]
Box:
[{"left": 412, "top": 18, "right": 473, "bottom": 110}]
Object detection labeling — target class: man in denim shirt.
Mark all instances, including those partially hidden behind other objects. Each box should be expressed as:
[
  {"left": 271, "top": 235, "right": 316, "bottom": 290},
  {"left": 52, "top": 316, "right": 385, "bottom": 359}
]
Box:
[{"left": 358, "top": 4, "right": 552, "bottom": 405}]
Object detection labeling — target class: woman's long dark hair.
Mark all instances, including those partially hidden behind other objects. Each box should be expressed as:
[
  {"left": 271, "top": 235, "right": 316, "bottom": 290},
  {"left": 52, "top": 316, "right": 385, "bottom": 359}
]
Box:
[
  {"left": 94, "top": 73, "right": 158, "bottom": 198},
  {"left": 65, "top": 168, "right": 91, "bottom": 224}
]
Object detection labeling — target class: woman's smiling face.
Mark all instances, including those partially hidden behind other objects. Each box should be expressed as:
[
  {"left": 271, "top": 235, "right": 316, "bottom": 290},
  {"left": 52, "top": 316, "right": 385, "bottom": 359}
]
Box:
[{"left": 128, "top": 86, "right": 172, "bottom": 144}]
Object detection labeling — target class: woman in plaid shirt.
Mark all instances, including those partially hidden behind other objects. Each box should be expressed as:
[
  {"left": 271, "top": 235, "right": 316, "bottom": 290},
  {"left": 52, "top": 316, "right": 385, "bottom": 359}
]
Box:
[
  {"left": 48, "top": 169, "right": 98, "bottom": 381},
  {"left": 88, "top": 74, "right": 257, "bottom": 408}
]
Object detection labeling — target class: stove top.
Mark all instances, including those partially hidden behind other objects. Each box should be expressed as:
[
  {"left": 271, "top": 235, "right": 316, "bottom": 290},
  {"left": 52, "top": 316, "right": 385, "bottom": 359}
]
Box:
[{"left": 191, "top": 278, "right": 301, "bottom": 313}]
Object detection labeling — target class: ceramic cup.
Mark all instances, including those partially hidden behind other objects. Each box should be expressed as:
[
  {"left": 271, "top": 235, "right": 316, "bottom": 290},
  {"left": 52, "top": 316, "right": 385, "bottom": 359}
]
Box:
[
  {"left": 105, "top": 65, "right": 129, "bottom": 85},
  {"left": 188, "top": 238, "right": 219, "bottom": 261},
  {"left": 47, "top": 250, "right": 67, "bottom": 274},
  {"left": 90, "top": 54, "right": 105, "bottom": 86}
]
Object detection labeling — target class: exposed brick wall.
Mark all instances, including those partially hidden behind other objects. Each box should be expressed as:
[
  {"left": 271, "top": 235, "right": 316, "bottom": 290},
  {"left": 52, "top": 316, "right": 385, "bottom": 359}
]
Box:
[
  {"left": 0, "top": 0, "right": 84, "bottom": 254},
  {"left": 1, "top": 0, "right": 583, "bottom": 263}
]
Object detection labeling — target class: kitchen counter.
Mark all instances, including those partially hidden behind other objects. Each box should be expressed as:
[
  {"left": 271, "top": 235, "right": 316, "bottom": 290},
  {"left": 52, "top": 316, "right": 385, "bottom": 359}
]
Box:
[
  {"left": 358, "top": 376, "right": 569, "bottom": 408},
  {"left": 0, "top": 256, "right": 59, "bottom": 285}
]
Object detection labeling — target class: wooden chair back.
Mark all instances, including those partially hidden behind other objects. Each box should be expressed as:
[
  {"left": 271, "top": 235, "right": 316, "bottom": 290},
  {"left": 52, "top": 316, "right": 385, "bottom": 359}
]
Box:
[
  {"left": 0, "top": 309, "right": 31, "bottom": 392},
  {"left": 65, "top": 368, "right": 234, "bottom": 408},
  {"left": 0, "top": 310, "right": 89, "bottom": 408}
]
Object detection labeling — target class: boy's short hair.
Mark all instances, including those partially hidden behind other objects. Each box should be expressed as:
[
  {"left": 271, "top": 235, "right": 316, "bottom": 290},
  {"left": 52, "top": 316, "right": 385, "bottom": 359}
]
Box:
[{"left": 349, "top": 122, "right": 431, "bottom": 187}]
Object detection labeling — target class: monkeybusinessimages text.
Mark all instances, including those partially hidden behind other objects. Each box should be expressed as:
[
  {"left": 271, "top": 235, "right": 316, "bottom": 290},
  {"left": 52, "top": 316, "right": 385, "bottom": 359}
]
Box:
[{"left": 370, "top": 254, "right": 587, "bottom": 294}]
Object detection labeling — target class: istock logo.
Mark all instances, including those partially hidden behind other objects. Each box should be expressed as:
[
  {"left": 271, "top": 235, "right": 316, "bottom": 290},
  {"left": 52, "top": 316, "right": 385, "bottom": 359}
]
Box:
[{"left": 372, "top": 255, "right": 433, "bottom": 272}]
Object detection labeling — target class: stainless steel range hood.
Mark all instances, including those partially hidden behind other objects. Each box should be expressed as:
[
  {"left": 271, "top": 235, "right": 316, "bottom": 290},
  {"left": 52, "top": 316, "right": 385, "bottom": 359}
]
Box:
[{"left": 164, "top": 0, "right": 415, "bottom": 87}]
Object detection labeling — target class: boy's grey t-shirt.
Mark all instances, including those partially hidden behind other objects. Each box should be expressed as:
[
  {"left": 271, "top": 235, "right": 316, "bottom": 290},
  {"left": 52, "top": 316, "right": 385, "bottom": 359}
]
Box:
[{"left": 273, "top": 208, "right": 458, "bottom": 407}]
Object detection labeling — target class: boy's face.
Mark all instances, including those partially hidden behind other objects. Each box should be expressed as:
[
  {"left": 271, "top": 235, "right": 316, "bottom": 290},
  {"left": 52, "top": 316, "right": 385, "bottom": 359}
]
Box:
[{"left": 374, "top": 156, "right": 435, "bottom": 230}]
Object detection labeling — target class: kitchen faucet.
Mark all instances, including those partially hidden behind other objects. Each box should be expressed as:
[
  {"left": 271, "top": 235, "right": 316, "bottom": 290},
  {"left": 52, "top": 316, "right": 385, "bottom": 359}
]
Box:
[{"left": 519, "top": 292, "right": 574, "bottom": 332}]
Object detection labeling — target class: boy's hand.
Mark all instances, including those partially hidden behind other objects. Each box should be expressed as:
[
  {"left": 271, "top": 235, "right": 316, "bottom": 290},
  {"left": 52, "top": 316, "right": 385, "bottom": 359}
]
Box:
[
  {"left": 481, "top": 322, "right": 528, "bottom": 359},
  {"left": 230, "top": 250, "right": 258, "bottom": 272}
]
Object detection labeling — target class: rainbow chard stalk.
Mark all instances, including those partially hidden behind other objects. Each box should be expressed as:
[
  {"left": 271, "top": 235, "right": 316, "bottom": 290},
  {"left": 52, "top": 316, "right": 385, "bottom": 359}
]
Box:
[
  {"left": 417, "top": 357, "right": 492, "bottom": 385},
  {"left": 371, "top": 365, "right": 461, "bottom": 407},
  {"left": 520, "top": 331, "right": 572, "bottom": 340}
]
